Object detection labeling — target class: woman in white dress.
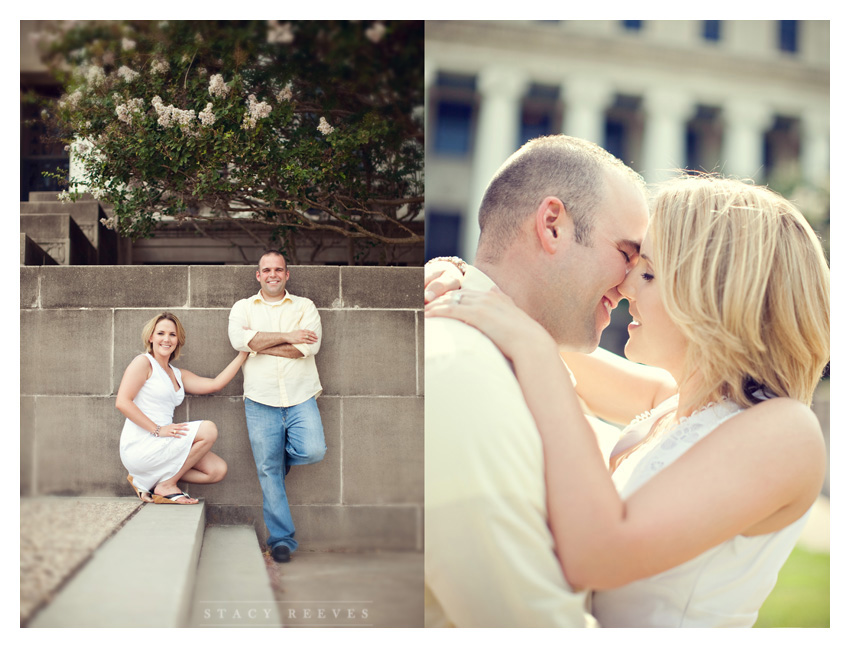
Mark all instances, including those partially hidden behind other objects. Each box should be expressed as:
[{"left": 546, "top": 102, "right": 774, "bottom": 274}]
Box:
[
  {"left": 424, "top": 175, "right": 829, "bottom": 627},
  {"left": 117, "top": 312, "right": 248, "bottom": 505}
]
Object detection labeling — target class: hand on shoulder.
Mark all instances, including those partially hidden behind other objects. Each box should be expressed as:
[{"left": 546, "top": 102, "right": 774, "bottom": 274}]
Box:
[{"left": 424, "top": 258, "right": 466, "bottom": 303}]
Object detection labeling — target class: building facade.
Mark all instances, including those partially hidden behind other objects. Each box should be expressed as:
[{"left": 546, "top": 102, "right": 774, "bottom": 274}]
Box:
[{"left": 424, "top": 20, "right": 830, "bottom": 262}]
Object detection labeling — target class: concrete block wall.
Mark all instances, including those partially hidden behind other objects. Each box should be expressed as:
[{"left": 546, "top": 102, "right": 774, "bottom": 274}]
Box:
[{"left": 20, "top": 265, "right": 424, "bottom": 552}]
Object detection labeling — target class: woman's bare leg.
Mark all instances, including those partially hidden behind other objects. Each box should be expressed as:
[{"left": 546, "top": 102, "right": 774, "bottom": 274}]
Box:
[
  {"left": 154, "top": 421, "right": 219, "bottom": 503},
  {"left": 181, "top": 450, "right": 228, "bottom": 484}
]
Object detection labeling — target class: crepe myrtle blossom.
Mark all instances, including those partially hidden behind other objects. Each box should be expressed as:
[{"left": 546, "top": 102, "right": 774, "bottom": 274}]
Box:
[
  {"left": 121, "top": 38, "right": 136, "bottom": 51},
  {"left": 117, "top": 65, "right": 140, "bottom": 83},
  {"left": 242, "top": 94, "right": 272, "bottom": 130},
  {"left": 150, "top": 59, "right": 169, "bottom": 75},
  {"left": 199, "top": 102, "right": 216, "bottom": 126},
  {"left": 83, "top": 64, "right": 106, "bottom": 87},
  {"left": 116, "top": 97, "right": 145, "bottom": 124},
  {"left": 365, "top": 22, "right": 386, "bottom": 43},
  {"left": 317, "top": 116, "right": 335, "bottom": 135},
  {"left": 276, "top": 85, "right": 293, "bottom": 103},
  {"left": 267, "top": 21, "right": 294, "bottom": 44},
  {"left": 59, "top": 89, "right": 83, "bottom": 110},
  {"left": 151, "top": 95, "right": 196, "bottom": 129},
  {"left": 208, "top": 73, "right": 229, "bottom": 98}
]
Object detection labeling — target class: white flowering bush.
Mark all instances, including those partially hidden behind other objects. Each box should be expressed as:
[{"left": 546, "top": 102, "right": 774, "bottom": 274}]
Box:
[{"left": 37, "top": 20, "right": 424, "bottom": 261}]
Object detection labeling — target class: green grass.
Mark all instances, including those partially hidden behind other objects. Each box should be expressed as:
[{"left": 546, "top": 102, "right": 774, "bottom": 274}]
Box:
[{"left": 754, "top": 546, "right": 829, "bottom": 627}]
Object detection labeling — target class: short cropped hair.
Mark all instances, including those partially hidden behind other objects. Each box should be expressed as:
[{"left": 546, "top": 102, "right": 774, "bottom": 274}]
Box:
[
  {"left": 477, "top": 135, "right": 646, "bottom": 259},
  {"left": 258, "top": 249, "right": 287, "bottom": 270},
  {"left": 650, "top": 173, "right": 830, "bottom": 408},
  {"left": 142, "top": 312, "right": 187, "bottom": 362}
]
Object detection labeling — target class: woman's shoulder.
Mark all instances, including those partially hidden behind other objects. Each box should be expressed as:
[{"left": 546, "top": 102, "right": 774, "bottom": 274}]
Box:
[
  {"left": 132, "top": 353, "right": 158, "bottom": 374},
  {"left": 121, "top": 353, "right": 154, "bottom": 382},
  {"left": 736, "top": 396, "right": 821, "bottom": 436},
  {"left": 727, "top": 396, "right": 826, "bottom": 534},
  {"left": 722, "top": 397, "right": 826, "bottom": 472},
  {"left": 129, "top": 353, "right": 154, "bottom": 367}
]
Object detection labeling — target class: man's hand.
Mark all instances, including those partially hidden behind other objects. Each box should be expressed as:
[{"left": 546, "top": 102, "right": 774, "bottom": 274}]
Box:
[
  {"left": 243, "top": 326, "right": 318, "bottom": 348},
  {"left": 258, "top": 344, "right": 305, "bottom": 359},
  {"left": 243, "top": 326, "right": 313, "bottom": 358},
  {"left": 286, "top": 329, "right": 318, "bottom": 345}
]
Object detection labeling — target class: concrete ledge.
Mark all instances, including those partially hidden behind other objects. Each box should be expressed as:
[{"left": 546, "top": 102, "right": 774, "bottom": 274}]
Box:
[
  {"left": 29, "top": 191, "right": 95, "bottom": 202},
  {"left": 190, "top": 526, "right": 281, "bottom": 627},
  {"left": 30, "top": 501, "right": 206, "bottom": 627},
  {"left": 205, "top": 504, "right": 423, "bottom": 552}
]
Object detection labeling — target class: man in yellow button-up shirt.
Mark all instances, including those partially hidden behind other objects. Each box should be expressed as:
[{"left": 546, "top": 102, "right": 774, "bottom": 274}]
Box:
[{"left": 228, "top": 250, "right": 326, "bottom": 563}]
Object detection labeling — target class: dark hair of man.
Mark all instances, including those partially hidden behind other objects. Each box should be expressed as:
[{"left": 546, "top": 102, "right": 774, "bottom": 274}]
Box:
[
  {"left": 258, "top": 249, "right": 287, "bottom": 271},
  {"left": 477, "top": 135, "right": 644, "bottom": 261}
]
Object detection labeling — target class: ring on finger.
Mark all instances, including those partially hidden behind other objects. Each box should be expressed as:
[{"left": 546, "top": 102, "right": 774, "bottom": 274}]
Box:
[{"left": 451, "top": 292, "right": 463, "bottom": 305}]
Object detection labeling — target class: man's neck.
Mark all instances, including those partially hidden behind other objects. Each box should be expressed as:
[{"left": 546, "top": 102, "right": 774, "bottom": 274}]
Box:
[{"left": 473, "top": 257, "right": 536, "bottom": 319}]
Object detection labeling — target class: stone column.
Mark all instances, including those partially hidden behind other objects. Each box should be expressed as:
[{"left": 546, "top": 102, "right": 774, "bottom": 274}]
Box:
[
  {"left": 561, "top": 76, "right": 613, "bottom": 147},
  {"left": 641, "top": 88, "right": 693, "bottom": 184},
  {"left": 68, "top": 138, "right": 88, "bottom": 192},
  {"left": 721, "top": 99, "right": 773, "bottom": 181},
  {"left": 422, "top": 59, "right": 436, "bottom": 143},
  {"left": 801, "top": 107, "right": 829, "bottom": 188},
  {"left": 461, "top": 66, "right": 528, "bottom": 261}
]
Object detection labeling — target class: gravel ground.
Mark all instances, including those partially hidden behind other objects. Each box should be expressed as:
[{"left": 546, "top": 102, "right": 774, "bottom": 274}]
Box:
[{"left": 19, "top": 497, "right": 142, "bottom": 627}]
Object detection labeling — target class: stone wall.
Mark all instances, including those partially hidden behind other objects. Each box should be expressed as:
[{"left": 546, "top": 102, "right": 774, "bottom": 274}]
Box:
[{"left": 20, "top": 265, "right": 424, "bottom": 552}]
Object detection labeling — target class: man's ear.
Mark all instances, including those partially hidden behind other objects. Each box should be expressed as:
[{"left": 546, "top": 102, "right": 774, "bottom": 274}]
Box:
[{"left": 534, "top": 196, "right": 570, "bottom": 254}]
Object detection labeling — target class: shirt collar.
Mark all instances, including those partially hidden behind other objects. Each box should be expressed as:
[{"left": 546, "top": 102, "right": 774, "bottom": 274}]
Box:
[{"left": 252, "top": 290, "right": 292, "bottom": 306}]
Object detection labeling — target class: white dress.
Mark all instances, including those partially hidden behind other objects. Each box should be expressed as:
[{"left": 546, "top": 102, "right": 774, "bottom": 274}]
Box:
[
  {"left": 592, "top": 394, "right": 811, "bottom": 628},
  {"left": 119, "top": 354, "right": 202, "bottom": 492}
]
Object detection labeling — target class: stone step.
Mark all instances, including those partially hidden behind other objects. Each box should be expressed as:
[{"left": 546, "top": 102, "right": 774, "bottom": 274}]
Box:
[
  {"left": 29, "top": 501, "right": 206, "bottom": 628},
  {"left": 20, "top": 233, "right": 58, "bottom": 266},
  {"left": 21, "top": 199, "right": 103, "bottom": 216},
  {"left": 29, "top": 191, "right": 95, "bottom": 202},
  {"left": 21, "top": 199, "right": 117, "bottom": 264},
  {"left": 20, "top": 213, "right": 96, "bottom": 265},
  {"left": 20, "top": 213, "right": 95, "bottom": 265},
  {"left": 189, "top": 526, "right": 282, "bottom": 628}
]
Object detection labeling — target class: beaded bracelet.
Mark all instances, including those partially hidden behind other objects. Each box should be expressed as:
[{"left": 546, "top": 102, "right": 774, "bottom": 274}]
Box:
[{"left": 428, "top": 256, "right": 468, "bottom": 275}]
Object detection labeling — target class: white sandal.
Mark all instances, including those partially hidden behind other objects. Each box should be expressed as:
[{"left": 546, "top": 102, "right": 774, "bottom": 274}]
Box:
[{"left": 151, "top": 490, "right": 198, "bottom": 505}]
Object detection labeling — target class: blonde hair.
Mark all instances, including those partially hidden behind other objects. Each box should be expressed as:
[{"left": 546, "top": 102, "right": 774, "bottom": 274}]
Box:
[
  {"left": 142, "top": 312, "right": 187, "bottom": 362},
  {"left": 650, "top": 173, "right": 829, "bottom": 409}
]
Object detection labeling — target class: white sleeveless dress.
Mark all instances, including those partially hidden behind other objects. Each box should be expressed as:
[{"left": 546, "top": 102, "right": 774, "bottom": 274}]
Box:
[
  {"left": 119, "top": 354, "right": 202, "bottom": 491},
  {"left": 592, "top": 394, "right": 811, "bottom": 628}
]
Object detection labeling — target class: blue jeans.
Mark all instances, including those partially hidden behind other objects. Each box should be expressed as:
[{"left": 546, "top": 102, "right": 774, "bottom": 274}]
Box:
[{"left": 244, "top": 397, "right": 326, "bottom": 552}]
